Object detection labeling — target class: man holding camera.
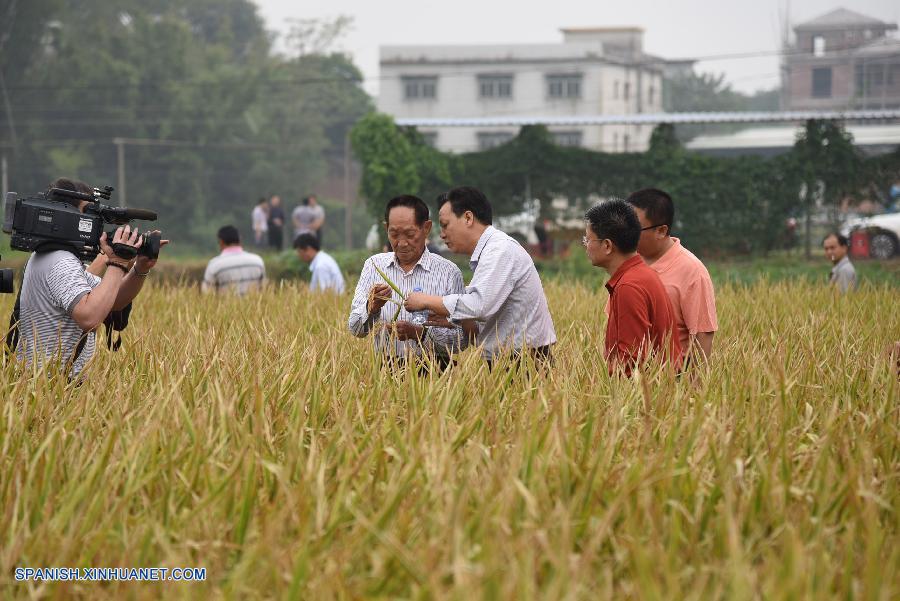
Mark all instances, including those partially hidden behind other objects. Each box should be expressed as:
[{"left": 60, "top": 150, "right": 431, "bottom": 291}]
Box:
[{"left": 15, "top": 181, "right": 164, "bottom": 378}]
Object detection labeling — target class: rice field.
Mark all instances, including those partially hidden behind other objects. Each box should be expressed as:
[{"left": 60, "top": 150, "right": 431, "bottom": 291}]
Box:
[{"left": 0, "top": 277, "right": 898, "bottom": 599}]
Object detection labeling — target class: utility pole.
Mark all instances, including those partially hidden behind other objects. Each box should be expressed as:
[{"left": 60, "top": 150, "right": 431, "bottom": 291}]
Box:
[
  {"left": 114, "top": 138, "right": 126, "bottom": 207},
  {"left": 343, "top": 132, "right": 352, "bottom": 249},
  {"left": 1, "top": 154, "right": 7, "bottom": 202}
]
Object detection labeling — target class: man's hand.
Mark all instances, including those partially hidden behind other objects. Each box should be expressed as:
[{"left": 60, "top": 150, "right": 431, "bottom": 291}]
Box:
[
  {"left": 383, "top": 320, "right": 424, "bottom": 341},
  {"left": 134, "top": 230, "right": 169, "bottom": 273},
  {"left": 367, "top": 283, "right": 392, "bottom": 314},
  {"left": 100, "top": 225, "right": 142, "bottom": 265},
  {"left": 404, "top": 292, "right": 430, "bottom": 312}
]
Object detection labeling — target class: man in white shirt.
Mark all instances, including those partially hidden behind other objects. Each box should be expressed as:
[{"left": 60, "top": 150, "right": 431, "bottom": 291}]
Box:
[
  {"left": 202, "top": 225, "right": 266, "bottom": 294},
  {"left": 251, "top": 197, "right": 268, "bottom": 248},
  {"left": 823, "top": 232, "right": 857, "bottom": 293},
  {"left": 405, "top": 186, "right": 556, "bottom": 368},
  {"left": 294, "top": 233, "right": 345, "bottom": 293}
]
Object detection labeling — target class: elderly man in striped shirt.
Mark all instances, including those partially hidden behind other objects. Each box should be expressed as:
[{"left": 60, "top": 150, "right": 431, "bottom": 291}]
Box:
[
  {"left": 404, "top": 186, "right": 557, "bottom": 369},
  {"left": 348, "top": 195, "right": 471, "bottom": 371}
]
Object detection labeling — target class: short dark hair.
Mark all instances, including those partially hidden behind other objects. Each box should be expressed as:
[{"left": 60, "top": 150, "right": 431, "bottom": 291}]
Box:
[
  {"left": 824, "top": 232, "right": 849, "bottom": 247},
  {"left": 218, "top": 225, "right": 241, "bottom": 246},
  {"left": 440, "top": 186, "right": 492, "bottom": 225},
  {"left": 293, "top": 232, "right": 320, "bottom": 251},
  {"left": 384, "top": 194, "right": 430, "bottom": 226},
  {"left": 585, "top": 199, "right": 641, "bottom": 253},
  {"left": 626, "top": 188, "right": 674, "bottom": 230},
  {"left": 257, "top": 197, "right": 267, "bottom": 205},
  {"left": 50, "top": 177, "right": 92, "bottom": 195}
]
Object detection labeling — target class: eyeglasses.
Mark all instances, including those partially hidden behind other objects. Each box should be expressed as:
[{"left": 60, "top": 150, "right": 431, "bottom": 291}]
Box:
[
  {"left": 640, "top": 224, "right": 666, "bottom": 231},
  {"left": 582, "top": 235, "right": 604, "bottom": 247}
]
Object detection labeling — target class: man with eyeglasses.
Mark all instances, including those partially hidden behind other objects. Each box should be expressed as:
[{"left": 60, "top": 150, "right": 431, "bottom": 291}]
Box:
[
  {"left": 624, "top": 188, "right": 717, "bottom": 364},
  {"left": 584, "top": 199, "right": 681, "bottom": 376}
]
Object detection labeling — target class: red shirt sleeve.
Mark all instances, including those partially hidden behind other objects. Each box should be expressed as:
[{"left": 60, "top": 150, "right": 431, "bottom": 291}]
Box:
[{"left": 608, "top": 283, "right": 651, "bottom": 374}]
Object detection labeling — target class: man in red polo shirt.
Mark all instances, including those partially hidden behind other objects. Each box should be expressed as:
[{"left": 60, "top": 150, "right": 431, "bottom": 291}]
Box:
[{"left": 584, "top": 199, "right": 681, "bottom": 376}]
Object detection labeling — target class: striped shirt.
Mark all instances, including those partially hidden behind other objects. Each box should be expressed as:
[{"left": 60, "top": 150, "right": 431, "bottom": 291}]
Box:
[
  {"left": 309, "top": 251, "right": 345, "bottom": 293},
  {"left": 442, "top": 226, "right": 556, "bottom": 359},
  {"left": 348, "top": 249, "right": 468, "bottom": 359},
  {"left": 202, "top": 246, "right": 265, "bottom": 295},
  {"left": 16, "top": 251, "right": 102, "bottom": 376}
]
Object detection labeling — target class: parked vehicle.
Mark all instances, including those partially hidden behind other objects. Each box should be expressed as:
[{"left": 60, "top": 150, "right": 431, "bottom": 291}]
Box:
[{"left": 841, "top": 213, "right": 900, "bottom": 259}]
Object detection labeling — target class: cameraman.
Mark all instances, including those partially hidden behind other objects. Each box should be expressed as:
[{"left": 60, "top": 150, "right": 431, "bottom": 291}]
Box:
[{"left": 15, "top": 178, "right": 164, "bottom": 378}]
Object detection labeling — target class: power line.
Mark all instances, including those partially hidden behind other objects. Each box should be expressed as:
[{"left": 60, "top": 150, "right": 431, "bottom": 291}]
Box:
[{"left": 1, "top": 45, "right": 881, "bottom": 93}]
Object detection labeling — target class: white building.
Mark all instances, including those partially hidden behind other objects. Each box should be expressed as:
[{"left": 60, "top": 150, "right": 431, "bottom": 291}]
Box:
[{"left": 378, "top": 28, "right": 667, "bottom": 153}]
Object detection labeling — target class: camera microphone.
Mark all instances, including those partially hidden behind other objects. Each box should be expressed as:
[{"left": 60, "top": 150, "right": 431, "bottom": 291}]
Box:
[{"left": 121, "top": 208, "right": 158, "bottom": 221}]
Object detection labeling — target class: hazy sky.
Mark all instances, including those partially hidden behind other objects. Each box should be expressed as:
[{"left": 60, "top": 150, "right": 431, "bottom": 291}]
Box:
[{"left": 254, "top": 0, "right": 899, "bottom": 97}]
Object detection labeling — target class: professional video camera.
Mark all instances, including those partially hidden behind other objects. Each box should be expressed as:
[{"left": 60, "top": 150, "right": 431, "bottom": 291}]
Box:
[{"left": 2, "top": 186, "right": 161, "bottom": 263}]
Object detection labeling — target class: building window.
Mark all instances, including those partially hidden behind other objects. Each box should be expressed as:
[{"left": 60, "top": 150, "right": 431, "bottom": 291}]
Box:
[
  {"left": 403, "top": 76, "right": 437, "bottom": 100},
  {"left": 479, "top": 74, "right": 513, "bottom": 99},
  {"left": 812, "top": 67, "right": 832, "bottom": 98},
  {"left": 614, "top": 81, "right": 620, "bottom": 99},
  {"left": 813, "top": 36, "right": 826, "bottom": 57},
  {"left": 421, "top": 132, "right": 438, "bottom": 148},
  {"left": 612, "top": 132, "right": 619, "bottom": 152},
  {"left": 623, "top": 134, "right": 630, "bottom": 152},
  {"left": 477, "top": 132, "right": 514, "bottom": 150},
  {"left": 624, "top": 82, "right": 631, "bottom": 101},
  {"left": 547, "top": 74, "right": 582, "bottom": 99},
  {"left": 648, "top": 85, "right": 655, "bottom": 106},
  {"left": 552, "top": 131, "right": 583, "bottom": 147}
]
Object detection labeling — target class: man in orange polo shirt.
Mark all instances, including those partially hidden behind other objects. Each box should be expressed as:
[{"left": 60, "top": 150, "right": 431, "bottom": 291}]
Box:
[
  {"left": 585, "top": 200, "right": 681, "bottom": 376},
  {"left": 626, "top": 188, "right": 718, "bottom": 364}
]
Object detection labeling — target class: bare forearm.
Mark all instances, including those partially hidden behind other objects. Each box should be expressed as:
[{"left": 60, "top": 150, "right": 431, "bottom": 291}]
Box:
[
  {"left": 86, "top": 254, "right": 108, "bottom": 276},
  {"left": 72, "top": 270, "right": 125, "bottom": 329},
  {"left": 113, "top": 270, "right": 147, "bottom": 310},
  {"left": 692, "top": 332, "right": 714, "bottom": 359}
]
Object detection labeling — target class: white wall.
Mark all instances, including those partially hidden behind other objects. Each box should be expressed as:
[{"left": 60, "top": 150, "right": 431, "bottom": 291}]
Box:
[{"left": 379, "top": 51, "right": 664, "bottom": 153}]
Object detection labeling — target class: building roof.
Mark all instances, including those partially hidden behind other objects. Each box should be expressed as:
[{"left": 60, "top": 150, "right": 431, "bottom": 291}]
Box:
[
  {"left": 559, "top": 27, "right": 644, "bottom": 33},
  {"left": 686, "top": 123, "right": 900, "bottom": 151},
  {"left": 395, "top": 110, "right": 900, "bottom": 128},
  {"left": 795, "top": 8, "right": 893, "bottom": 31}
]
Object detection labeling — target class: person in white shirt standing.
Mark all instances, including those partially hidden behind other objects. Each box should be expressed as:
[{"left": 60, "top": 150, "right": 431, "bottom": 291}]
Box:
[
  {"left": 202, "top": 225, "right": 266, "bottom": 295},
  {"left": 405, "top": 186, "right": 556, "bottom": 369},
  {"left": 251, "top": 197, "right": 268, "bottom": 248},
  {"left": 294, "top": 233, "right": 345, "bottom": 293}
]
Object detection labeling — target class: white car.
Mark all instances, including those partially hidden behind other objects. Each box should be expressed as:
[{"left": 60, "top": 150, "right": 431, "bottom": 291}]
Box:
[{"left": 841, "top": 212, "right": 900, "bottom": 259}]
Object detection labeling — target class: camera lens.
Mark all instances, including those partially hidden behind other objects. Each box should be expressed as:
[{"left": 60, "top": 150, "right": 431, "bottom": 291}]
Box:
[
  {"left": 0, "top": 268, "right": 14, "bottom": 294},
  {"left": 140, "top": 232, "right": 161, "bottom": 260}
]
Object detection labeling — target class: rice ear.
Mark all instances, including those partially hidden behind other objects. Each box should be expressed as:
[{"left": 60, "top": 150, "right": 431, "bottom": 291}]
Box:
[{"left": 372, "top": 261, "right": 405, "bottom": 298}]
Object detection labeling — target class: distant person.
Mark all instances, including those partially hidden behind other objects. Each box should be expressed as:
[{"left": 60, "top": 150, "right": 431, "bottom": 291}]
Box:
[
  {"left": 202, "top": 226, "right": 266, "bottom": 294},
  {"left": 348, "top": 195, "right": 471, "bottom": 370},
  {"left": 823, "top": 233, "right": 856, "bottom": 293},
  {"left": 294, "top": 233, "right": 344, "bottom": 293},
  {"left": 292, "top": 194, "right": 325, "bottom": 245},
  {"left": 404, "top": 186, "right": 556, "bottom": 369},
  {"left": 584, "top": 199, "right": 681, "bottom": 376},
  {"left": 534, "top": 218, "right": 551, "bottom": 257},
  {"left": 267, "top": 195, "right": 285, "bottom": 251},
  {"left": 251, "top": 197, "right": 268, "bottom": 248},
  {"left": 626, "top": 188, "right": 718, "bottom": 364}
]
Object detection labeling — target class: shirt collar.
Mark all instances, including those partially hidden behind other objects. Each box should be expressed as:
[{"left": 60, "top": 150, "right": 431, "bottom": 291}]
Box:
[
  {"left": 390, "top": 247, "right": 434, "bottom": 273},
  {"left": 833, "top": 256, "right": 850, "bottom": 272},
  {"left": 221, "top": 246, "right": 244, "bottom": 255},
  {"left": 650, "top": 237, "right": 681, "bottom": 272},
  {"left": 470, "top": 226, "right": 496, "bottom": 270},
  {"left": 605, "top": 254, "right": 644, "bottom": 293}
]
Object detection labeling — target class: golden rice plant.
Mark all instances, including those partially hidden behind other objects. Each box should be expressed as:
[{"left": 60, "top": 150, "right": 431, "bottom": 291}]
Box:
[{"left": 0, "top": 276, "right": 897, "bottom": 599}]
